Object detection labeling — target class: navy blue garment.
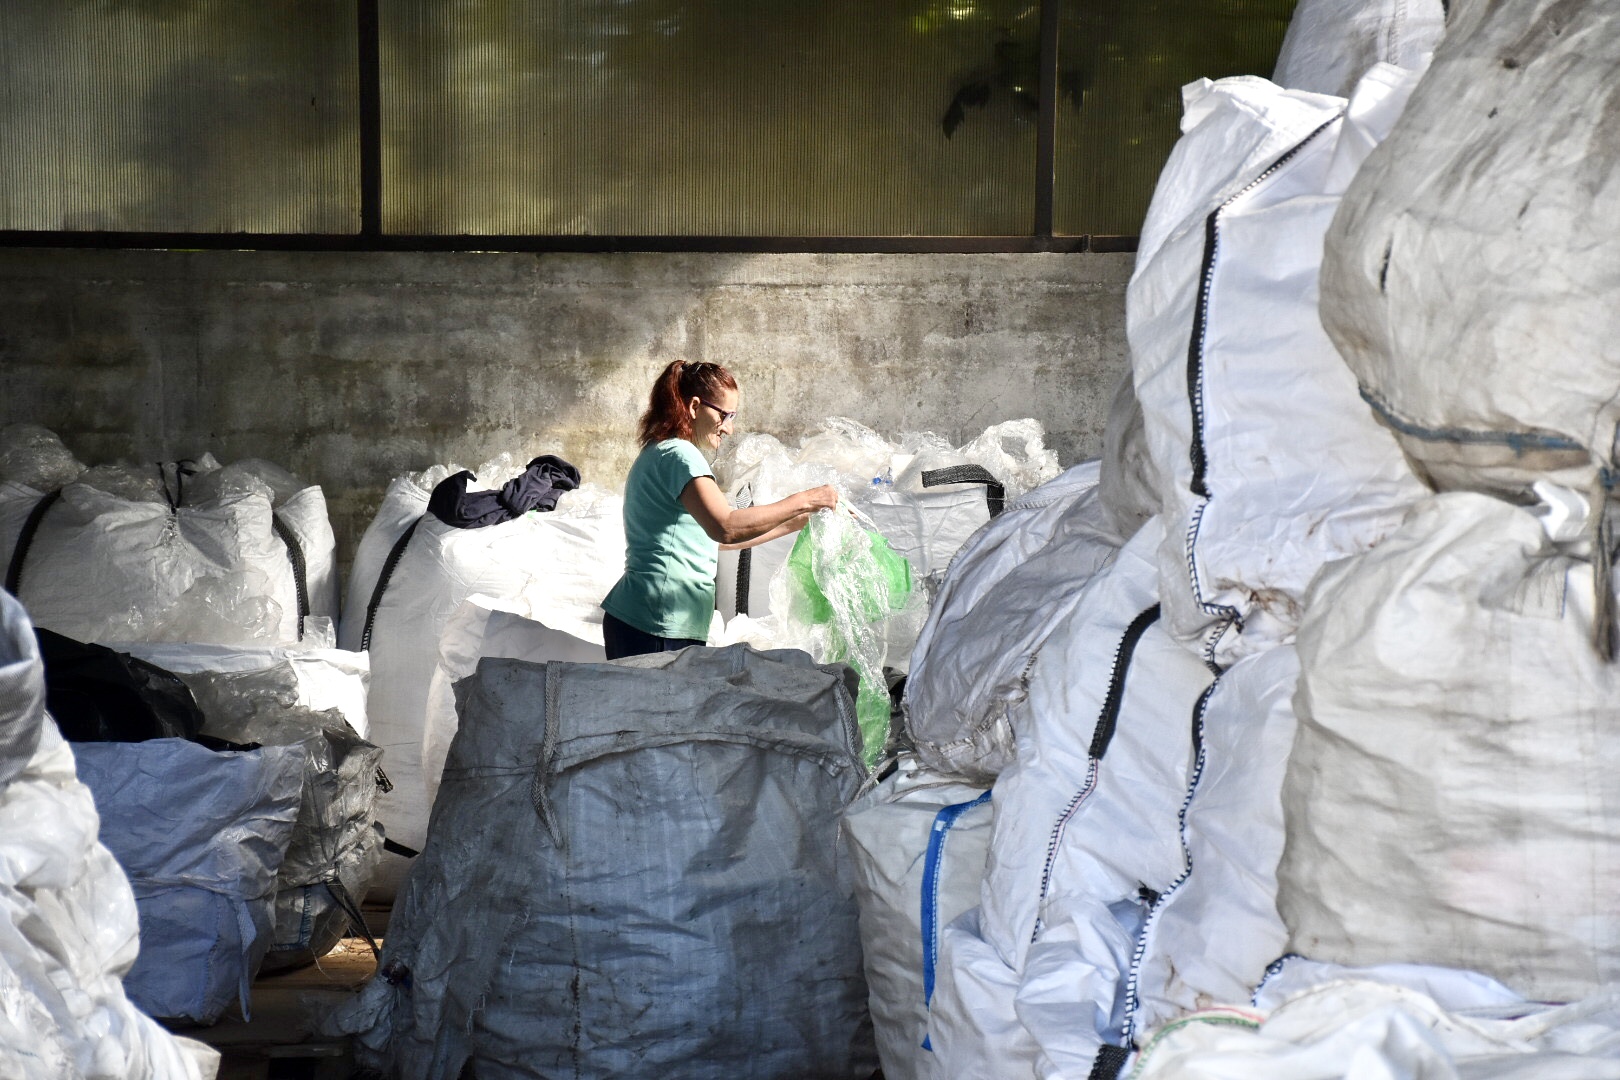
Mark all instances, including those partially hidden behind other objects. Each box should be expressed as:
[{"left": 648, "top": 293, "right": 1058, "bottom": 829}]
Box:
[
  {"left": 601, "top": 611, "right": 704, "bottom": 661},
  {"left": 426, "top": 455, "right": 583, "bottom": 528}
]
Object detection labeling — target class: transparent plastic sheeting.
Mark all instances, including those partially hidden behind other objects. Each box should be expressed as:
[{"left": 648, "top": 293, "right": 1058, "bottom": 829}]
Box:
[
  {"left": 713, "top": 417, "right": 1061, "bottom": 727},
  {"left": 714, "top": 416, "right": 1060, "bottom": 510},
  {"left": 777, "top": 505, "right": 922, "bottom": 765},
  {"left": 113, "top": 643, "right": 382, "bottom": 966},
  {"left": 0, "top": 591, "right": 219, "bottom": 1079}
]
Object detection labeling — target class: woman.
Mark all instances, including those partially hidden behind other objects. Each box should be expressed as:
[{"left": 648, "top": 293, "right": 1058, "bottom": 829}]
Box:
[{"left": 600, "top": 359, "right": 839, "bottom": 661}]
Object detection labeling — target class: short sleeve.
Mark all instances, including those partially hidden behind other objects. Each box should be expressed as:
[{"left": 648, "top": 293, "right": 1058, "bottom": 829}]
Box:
[{"left": 657, "top": 440, "right": 714, "bottom": 500}]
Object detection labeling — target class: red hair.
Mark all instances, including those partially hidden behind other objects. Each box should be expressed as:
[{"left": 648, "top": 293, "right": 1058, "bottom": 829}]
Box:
[{"left": 638, "top": 360, "right": 737, "bottom": 447}]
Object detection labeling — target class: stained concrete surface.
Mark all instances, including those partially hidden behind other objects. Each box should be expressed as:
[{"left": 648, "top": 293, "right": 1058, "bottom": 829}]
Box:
[{"left": 0, "top": 248, "right": 1133, "bottom": 566}]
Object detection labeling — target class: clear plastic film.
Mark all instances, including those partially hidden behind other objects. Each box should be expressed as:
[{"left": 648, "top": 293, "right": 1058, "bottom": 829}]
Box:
[
  {"left": 715, "top": 416, "right": 1061, "bottom": 506},
  {"left": 181, "top": 664, "right": 384, "bottom": 947},
  {"left": 769, "top": 505, "right": 924, "bottom": 765},
  {"left": 0, "top": 422, "right": 84, "bottom": 490}
]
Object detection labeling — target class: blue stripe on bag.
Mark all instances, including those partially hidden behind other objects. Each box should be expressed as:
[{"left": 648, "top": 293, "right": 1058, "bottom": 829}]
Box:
[{"left": 920, "top": 789, "right": 992, "bottom": 1051}]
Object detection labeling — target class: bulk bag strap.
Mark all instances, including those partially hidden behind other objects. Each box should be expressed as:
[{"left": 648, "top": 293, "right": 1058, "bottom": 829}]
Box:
[
  {"left": 4, "top": 488, "right": 63, "bottom": 597},
  {"left": 921, "top": 465, "right": 1005, "bottom": 518},
  {"left": 270, "top": 514, "right": 310, "bottom": 640}
]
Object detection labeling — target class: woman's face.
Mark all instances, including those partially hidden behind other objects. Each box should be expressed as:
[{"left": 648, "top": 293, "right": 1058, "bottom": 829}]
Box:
[{"left": 688, "top": 385, "right": 738, "bottom": 452}]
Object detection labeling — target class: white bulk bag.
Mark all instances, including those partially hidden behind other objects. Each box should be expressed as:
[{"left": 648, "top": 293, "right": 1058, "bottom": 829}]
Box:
[
  {"left": 1129, "top": 72, "right": 1425, "bottom": 666},
  {"left": 72, "top": 737, "right": 305, "bottom": 1024},
  {"left": 0, "top": 481, "right": 299, "bottom": 645},
  {"left": 338, "top": 473, "right": 624, "bottom": 898},
  {"left": 267, "top": 484, "right": 342, "bottom": 634},
  {"left": 1251, "top": 955, "right": 1525, "bottom": 1013},
  {"left": 977, "top": 519, "right": 1209, "bottom": 975},
  {"left": 1280, "top": 492, "right": 1620, "bottom": 1001},
  {"left": 1123, "top": 643, "right": 1300, "bottom": 1039},
  {"left": 923, "top": 908, "right": 1041, "bottom": 1080},
  {"left": 420, "top": 596, "right": 603, "bottom": 809},
  {"left": 1272, "top": 0, "right": 1445, "bottom": 98},
  {"left": 1013, "top": 622, "right": 1213, "bottom": 1078},
  {"left": 905, "top": 462, "right": 1122, "bottom": 784},
  {"left": 1321, "top": 0, "right": 1620, "bottom": 500},
  {"left": 0, "top": 592, "right": 219, "bottom": 1079},
  {"left": 843, "top": 760, "right": 993, "bottom": 1080},
  {"left": 1130, "top": 976, "right": 1620, "bottom": 1080},
  {"left": 1097, "top": 373, "right": 1161, "bottom": 542},
  {"left": 335, "top": 646, "right": 875, "bottom": 1080}
]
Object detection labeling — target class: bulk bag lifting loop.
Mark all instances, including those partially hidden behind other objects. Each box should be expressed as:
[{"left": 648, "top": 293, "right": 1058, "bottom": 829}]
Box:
[{"left": 3, "top": 488, "right": 319, "bottom": 641}]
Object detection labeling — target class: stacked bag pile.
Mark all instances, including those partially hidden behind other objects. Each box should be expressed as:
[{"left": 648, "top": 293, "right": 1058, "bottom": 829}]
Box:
[
  {"left": 0, "top": 590, "right": 219, "bottom": 1077},
  {"left": 0, "top": 424, "right": 382, "bottom": 1025},
  {"left": 849, "top": 0, "right": 1620, "bottom": 1076},
  {"left": 1283, "top": 0, "right": 1620, "bottom": 1005}
]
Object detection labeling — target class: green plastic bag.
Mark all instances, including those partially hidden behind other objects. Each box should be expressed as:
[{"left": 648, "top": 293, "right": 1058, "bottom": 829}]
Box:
[
  {"left": 784, "top": 514, "right": 914, "bottom": 764},
  {"left": 786, "top": 523, "right": 913, "bottom": 627}
]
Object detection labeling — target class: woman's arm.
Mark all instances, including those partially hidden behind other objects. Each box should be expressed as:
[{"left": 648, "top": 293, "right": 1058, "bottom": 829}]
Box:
[
  {"left": 680, "top": 475, "right": 837, "bottom": 546},
  {"left": 718, "top": 512, "right": 812, "bottom": 551}
]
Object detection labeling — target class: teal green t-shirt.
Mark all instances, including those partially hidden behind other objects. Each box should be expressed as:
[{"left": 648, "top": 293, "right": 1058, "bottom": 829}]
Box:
[{"left": 601, "top": 438, "right": 718, "bottom": 640}]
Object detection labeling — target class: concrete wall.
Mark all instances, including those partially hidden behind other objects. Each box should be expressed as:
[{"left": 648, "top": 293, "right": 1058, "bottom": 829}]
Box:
[{"left": 0, "top": 248, "right": 1134, "bottom": 564}]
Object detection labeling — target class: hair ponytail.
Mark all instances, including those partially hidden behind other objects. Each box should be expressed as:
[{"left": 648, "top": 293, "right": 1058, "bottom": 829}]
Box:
[{"left": 638, "top": 360, "right": 737, "bottom": 446}]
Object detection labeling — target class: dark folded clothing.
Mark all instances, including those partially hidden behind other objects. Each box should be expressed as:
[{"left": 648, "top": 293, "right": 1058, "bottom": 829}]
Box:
[{"left": 426, "top": 455, "right": 583, "bottom": 529}]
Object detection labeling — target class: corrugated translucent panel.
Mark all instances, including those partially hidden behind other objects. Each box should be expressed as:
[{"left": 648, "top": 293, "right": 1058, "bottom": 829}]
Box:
[
  {"left": 383, "top": 0, "right": 1036, "bottom": 236},
  {"left": 1054, "top": 0, "right": 1296, "bottom": 237},
  {"left": 0, "top": 2, "right": 359, "bottom": 234}
]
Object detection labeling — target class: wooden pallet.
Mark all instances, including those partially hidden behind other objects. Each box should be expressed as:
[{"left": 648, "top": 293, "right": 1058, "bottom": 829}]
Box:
[{"left": 175, "top": 935, "right": 378, "bottom": 1080}]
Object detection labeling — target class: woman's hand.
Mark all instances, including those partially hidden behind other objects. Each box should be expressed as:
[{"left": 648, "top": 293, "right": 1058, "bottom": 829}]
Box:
[{"left": 801, "top": 484, "right": 840, "bottom": 514}]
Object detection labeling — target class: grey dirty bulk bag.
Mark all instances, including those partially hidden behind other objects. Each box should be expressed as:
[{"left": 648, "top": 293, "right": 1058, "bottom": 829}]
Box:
[
  {"left": 1129, "top": 71, "right": 1426, "bottom": 667},
  {"left": 842, "top": 759, "right": 992, "bottom": 1080},
  {"left": 1321, "top": 0, "right": 1620, "bottom": 499},
  {"left": 335, "top": 645, "right": 877, "bottom": 1080},
  {"left": 72, "top": 737, "right": 305, "bottom": 1024},
  {"left": 1279, "top": 492, "right": 1620, "bottom": 1001},
  {"left": 0, "top": 591, "right": 219, "bottom": 1078},
  {"left": 904, "top": 462, "right": 1121, "bottom": 783},
  {"left": 1273, "top": 0, "right": 1446, "bottom": 98}
]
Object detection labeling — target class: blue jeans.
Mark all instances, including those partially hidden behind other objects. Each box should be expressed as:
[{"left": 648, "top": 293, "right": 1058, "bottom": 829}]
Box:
[{"left": 602, "top": 610, "right": 705, "bottom": 661}]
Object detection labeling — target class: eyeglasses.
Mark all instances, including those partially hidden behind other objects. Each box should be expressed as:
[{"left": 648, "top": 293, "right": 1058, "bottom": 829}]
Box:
[{"left": 699, "top": 399, "right": 737, "bottom": 423}]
